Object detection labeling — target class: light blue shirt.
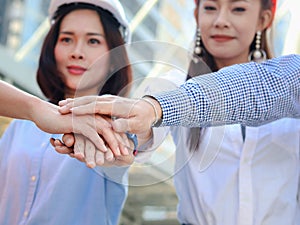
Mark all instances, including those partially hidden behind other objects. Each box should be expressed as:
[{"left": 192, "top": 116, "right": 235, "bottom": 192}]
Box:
[
  {"left": 0, "top": 119, "right": 128, "bottom": 225},
  {"left": 153, "top": 54, "right": 300, "bottom": 127}
]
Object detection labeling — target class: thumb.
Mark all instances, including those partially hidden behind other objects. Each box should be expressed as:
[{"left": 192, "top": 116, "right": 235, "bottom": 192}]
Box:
[
  {"left": 62, "top": 133, "right": 75, "bottom": 147},
  {"left": 112, "top": 118, "right": 131, "bottom": 133},
  {"left": 112, "top": 117, "right": 152, "bottom": 135}
]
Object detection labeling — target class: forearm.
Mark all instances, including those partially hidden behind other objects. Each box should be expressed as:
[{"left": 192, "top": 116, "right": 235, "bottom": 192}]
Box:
[
  {"left": 152, "top": 54, "right": 300, "bottom": 127},
  {"left": 0, "top": 81, "right": 41, "bottom": 121}
]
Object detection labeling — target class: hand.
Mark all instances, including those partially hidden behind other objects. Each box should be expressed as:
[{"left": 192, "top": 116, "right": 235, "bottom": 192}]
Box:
[
  {"left": 33, "top": 100, "right": 111, "bottom": 152},
  {"left": 50, "top": 132, "right": 135, "bottom": 168},
  {"left": 58, "top": 95, "right": 162, "bottom": 134}
]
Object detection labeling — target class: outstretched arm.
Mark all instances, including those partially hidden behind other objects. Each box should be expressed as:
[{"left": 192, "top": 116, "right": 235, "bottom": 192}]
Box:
[
  {"left": 0, "top": 81, "right": 73, "bottom": 133},
  {"left": 154, "top": 54, "right": 300, "bottom": 127},
  {"left": 59, "top": 54, "right": 300, "bottom": 134},
  {"left": 0, "top": 81, "right": 121, "bottom": 153}
]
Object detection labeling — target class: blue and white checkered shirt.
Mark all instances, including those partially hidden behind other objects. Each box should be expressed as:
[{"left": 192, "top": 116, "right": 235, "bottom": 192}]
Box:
[{"left": 153, "top": 54, "right": 300, "bottom": 127}]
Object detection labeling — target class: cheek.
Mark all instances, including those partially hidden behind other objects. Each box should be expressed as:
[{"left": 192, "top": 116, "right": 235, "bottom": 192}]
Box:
[
  {"left": 198, "top": 24, "right": 211, "bottom": 47},
  {"left": 54, "top": 45, "right": 65, "bottom": 67},
  {"left": 198, "top": 17, "right": 211, "bottom": 36},
  {"left": 238, "top": 26, "right": 257, "bottom": 46},
  {"left": 89, "top": 49, "right": 110, "bottom": 71}
]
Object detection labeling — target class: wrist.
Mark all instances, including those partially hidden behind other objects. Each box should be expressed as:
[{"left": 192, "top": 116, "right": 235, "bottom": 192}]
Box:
[
  {"left": 141, "top": 96, "right": 162, "bottom": 127},
  {"left": 27, "top": 96, "right": 43, "bottom": 122}
]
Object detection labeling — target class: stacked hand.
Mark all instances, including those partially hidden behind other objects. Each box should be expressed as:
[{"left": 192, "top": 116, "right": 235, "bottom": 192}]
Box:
[
  {"left": 59, "top": 95, "right": 161, "bottom": 133},
  {"left": 51, "top": 95, "right": 157, "bottom": 168}
]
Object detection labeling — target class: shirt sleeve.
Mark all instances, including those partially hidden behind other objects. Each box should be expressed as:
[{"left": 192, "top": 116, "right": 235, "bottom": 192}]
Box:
[{"left": 151, "top": 54, "right": 300, "bottom": 127}]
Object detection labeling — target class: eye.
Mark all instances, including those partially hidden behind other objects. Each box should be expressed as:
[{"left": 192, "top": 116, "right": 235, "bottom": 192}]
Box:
[
  {"left": 233, "top": 7, "right": 246, "bottom": 12},
  {"left": 58, "top": 36, "right": 72, "bottom": 44},
  {"left": 88, "top": 38, "right": 101, "bottom": 45},
  {"left": 204, "top": 5, "right": 216, "bottom": 11},
  {"left": 201, "top": 1, "right": 217, "bottom": 11},
  {"left": 62, "top": 37, "right": 72, "bottom": 43}
]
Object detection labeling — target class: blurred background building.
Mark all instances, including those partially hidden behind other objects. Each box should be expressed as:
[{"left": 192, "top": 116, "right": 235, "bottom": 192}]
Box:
[{"left": 0, "top": 0, "right": 299, "bottom": 224}]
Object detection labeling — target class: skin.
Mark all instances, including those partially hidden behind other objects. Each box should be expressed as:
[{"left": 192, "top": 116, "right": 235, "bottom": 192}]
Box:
[
  {"left": 58, "top": 0, "right": 272, "bottom": 159},
  {"left": 55, "top": 9, "right": 110, "bottom": 98},
  {"left": 0, "top": 81, "right": 109, "bottom": 151},
  {"left": 59, "top": 95, "right": 160, "bottom": 133},
  {"left": 51, "top": 9, "right": 134, "bottom": 167},
  {"left": 197, "top": 0, "right": 271, "bottom": 68},
  {"left": 0, "top": 81, "right": 72, "bottom": 134}
]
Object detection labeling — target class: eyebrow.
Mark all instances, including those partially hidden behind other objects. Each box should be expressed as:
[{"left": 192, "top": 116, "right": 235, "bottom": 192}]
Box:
[
  {"left": 232, "top": 0, "right": 249, "bottom": 2},
  {"left": 59, "top": 31, "right": 105, "bottom": 37},
  {"left": 203, "top": 0, "right": 249, "bottom": 2}
]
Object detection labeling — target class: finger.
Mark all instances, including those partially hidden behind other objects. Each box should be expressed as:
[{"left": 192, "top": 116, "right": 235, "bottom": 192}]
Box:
[
  {"left": 114, "top": 132, "right": 130, "bottom": 156},
  {"left": 70, "top": 102, "right": 113, "bottom": 115},
  {"left": 62, "top": 133, "right": 75, "bottom": 147},
  {"left": 73, "top": 134, "right": 85, "bottom": 160},
  {"left": 72, "top": 154, "right": 85, "bottom": 163},
  {"left": 72, "top": 115, "right": 107, "bottom": 152},
  {"left": 114, "top": 151, "right": 135, "bottom": 167},
  {"left": 59, "top": 96, "right": 101, "bottom": 114},
  {"left": 85, "top": 140, "right": 96, "bottom": 168},
  {"left": 94, "top": 115, "right": 121, "bottom": 156},
  {"left": 70, "top": 96, "right": 137, "bottom": 118},
  {"left": 84, "top": 129, "right": 107, "bottom": 153},
  {"left": 58, "top": 98, "right": 74, "bottom": 114},
  {"left": 55, "top": 145, "right": 74, "bottom": 154},
  {"left": 112, "top": 117, "right": 147, "bottom": 134},
  {"left": 105, "top": 149, "right": 114, "bottom": 162},
  {"left": 59, "top": 96, "right": 98, "bottom": 107},
  {"left": 50, "top": 138, "right": 73, "bottom": 154},
  {"left": 50, "top": 137, "right": 58, "bottom": 148},
  {"left": 95, "top": 150, "right": 105, "bottom": 166},
  {"left": 97, "top": 129, "right": 121, "bottom": 156},
  {"left": 58, "top": 98, "right": 73, "bottom": 106}
]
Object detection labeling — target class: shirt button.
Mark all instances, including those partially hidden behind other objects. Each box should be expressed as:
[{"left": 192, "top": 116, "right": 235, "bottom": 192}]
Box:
[
  {"left": 24, "top": 211, "right": 28, "bottom": 217},
  {"left": 31, "top": 176, "right": 36, "bottom": 181}
]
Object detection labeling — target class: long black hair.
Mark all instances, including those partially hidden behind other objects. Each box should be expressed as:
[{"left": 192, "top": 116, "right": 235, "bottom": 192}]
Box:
[{"left": 37, "top": 3, "right": 132, "bottom": 104}]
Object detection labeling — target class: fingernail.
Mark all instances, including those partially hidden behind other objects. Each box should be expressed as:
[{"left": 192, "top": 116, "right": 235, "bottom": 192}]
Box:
[
  {"left": 74, "top": 153, "right": 84, "bottom": 160},
  {"left": 101, "top": 145, "right": 108, "bottom": 152},
  {"left": 87, "top": 162, "right": 96, "bottom": 168},
  {"left": 58, "top": 101, "right": 66, "bottom": 107},
  {"left": 106, "top": 155, "right": 114, "bottom": 162},
  {"left": 115, "top": 147, "right": 121, "bottom": 156}
]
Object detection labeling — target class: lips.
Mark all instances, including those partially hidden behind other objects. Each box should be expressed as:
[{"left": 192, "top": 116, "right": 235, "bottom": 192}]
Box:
[
  {"left": 211, "top": 35, "right": 234, "bottom": 42},
  {"left": 67, "top": 65, "right": 87, "bottom": 75}
]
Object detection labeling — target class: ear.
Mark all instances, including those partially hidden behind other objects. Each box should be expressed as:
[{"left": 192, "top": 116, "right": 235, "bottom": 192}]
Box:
[{"left": 257, "top": 9, "right": 273, "bottom": 31}]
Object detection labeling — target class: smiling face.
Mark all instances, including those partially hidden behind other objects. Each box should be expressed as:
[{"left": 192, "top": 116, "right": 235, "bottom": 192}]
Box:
[
  {"left": 55, "top": 9, "right": 110, "bottom": 98},
  {"left": 197, "top": 0, "right": 272, "bottom": 68}
]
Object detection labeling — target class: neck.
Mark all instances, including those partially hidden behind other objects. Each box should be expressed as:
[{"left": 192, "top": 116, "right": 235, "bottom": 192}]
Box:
[{"left": 214, "top": 53, "right": 249, "bottom": 70}]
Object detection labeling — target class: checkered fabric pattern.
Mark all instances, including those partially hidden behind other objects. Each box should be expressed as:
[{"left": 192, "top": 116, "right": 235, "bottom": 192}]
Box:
[{"left": 152, "top": 54, "right": 300, "bottom": 127}]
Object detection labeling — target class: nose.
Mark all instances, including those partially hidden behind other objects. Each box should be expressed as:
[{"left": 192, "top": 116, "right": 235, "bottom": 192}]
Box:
[
  {"left": 69, "top": 43, "right": 85, "bottom": 60},
  {"left": 213, "top": 9, "right": 230, "bottom": 28}
]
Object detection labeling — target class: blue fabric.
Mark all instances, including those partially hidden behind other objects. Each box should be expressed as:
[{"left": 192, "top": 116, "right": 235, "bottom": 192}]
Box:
[
  {"left": 0, "top": 119, "right": 128, "bottom": 225},
  {"left": 153, "top": 54, "right": 300, "bottom": 127}
]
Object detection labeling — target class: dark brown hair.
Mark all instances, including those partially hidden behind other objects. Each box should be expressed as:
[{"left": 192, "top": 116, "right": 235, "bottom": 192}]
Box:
[
  {"left": 37, "top": 3, "right": 132, "bottom": 104},
  {"left": 187, "top": 0, "right": 275, "bottom": 150}
]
